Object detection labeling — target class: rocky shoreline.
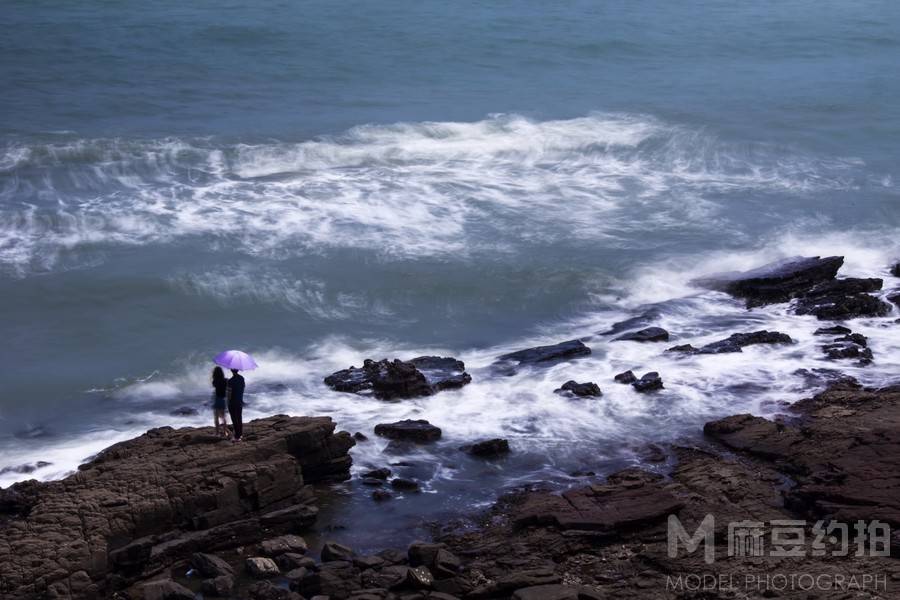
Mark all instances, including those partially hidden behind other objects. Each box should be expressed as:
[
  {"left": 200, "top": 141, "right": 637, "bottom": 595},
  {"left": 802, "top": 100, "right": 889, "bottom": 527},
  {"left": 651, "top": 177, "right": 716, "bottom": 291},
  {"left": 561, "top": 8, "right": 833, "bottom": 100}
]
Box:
[{"left": 2, "top": 255, "right": 900, "bottom": 599}]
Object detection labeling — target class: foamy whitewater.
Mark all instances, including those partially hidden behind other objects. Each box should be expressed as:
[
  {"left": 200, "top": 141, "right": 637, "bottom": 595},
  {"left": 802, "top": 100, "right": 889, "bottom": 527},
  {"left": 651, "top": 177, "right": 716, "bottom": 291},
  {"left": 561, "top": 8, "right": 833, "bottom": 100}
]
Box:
[{"left": 3, "top": 0, "right": 900, "bottom": 549}]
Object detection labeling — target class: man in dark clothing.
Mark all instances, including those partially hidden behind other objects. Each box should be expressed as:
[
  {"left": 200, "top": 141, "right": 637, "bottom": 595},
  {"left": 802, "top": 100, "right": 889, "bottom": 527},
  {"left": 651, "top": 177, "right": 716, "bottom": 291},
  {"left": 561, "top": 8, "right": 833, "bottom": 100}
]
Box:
[{"left": 227, "top": 369, "right": 246, "bottom": 441}]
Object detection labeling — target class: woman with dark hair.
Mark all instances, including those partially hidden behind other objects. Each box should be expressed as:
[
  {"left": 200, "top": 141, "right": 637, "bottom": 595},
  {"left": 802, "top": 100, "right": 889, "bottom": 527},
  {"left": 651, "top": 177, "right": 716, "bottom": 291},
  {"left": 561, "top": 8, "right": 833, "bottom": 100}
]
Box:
[{"left": 211, "top": 366, "right": 229, "bottom": 437}]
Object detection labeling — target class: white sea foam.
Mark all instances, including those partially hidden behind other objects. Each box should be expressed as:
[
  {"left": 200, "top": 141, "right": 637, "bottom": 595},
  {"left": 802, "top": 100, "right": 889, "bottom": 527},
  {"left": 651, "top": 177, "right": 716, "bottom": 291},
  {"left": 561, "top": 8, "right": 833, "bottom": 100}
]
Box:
[{"left": 0, "top": 113, "right": 871, "bottom": 274}]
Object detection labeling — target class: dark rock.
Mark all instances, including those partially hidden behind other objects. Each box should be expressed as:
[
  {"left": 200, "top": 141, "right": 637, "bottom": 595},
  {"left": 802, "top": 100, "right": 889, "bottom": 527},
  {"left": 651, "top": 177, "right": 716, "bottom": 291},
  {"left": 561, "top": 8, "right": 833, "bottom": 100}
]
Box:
[
  {"left": 469, "top": 567, "right": 562, "bottom": 597},
  {"left": 409, "top": 356, "right": 473, "bottom": 392},
  {"left": 362, "top": 467, "right": 391, "bottom": 480},
  {"left": 667, "top": 330, "right": 793, "bottom": 354},
  {"left": 353, "top": 555, "right": 386, "bottom": 570},
  {"left": 495, "top": 340, "right": 591, "bottom": 369},
  {"left": 408, "top": 541, "right": 445, "bottom": 568},
  {"left": 374, "top": 420, "right": 442, "bottom": 443},
  {"left": 201, "top": 574, "right": 235, "bottom": 597},
  {"left": 322, "top": 540, "right": 356, "bottom": 562},
  {"left": 260, "top": 534, "right": 308, "bottom": 557},
  {"left": 461, "top": 438, "right": 511, "bottom": 458},
  {"left": 612, "top": 326, "right": 669, "bottom": 342},
  {"left": 293, "top": 561, "right": 362, "bottom": 599},
  {"left": 793, "top": 368, "right": 859, "bottom": 387},
  {"left": 0, "top": 461, "right": 52, "bottom": 476},
  {"left": 822, "top": 342, "right": 873, "bottom": 363},
  {"left": 361, "top": 477, "right": 384, "bottom": 486},
  {"left": 354, "top": 432, "right": 369, "bottom": 441},
  {"left": 613, "top": 370, "right": 637, "bottom": 384},
  {"left": 891, "top": 262, "right": 900, "bottom": 277},
  {"left": 276, "top": 553, "right": 315, "bottom": 571},
  {"left": 170, "top": 406, "right": 198, "bottom": 416},
  {"left": 324, "top": 356, "right": 471, "bottom": 400},
  {"left": 391, "top": 478, "right": 421, "bottom": 492},
  {"left": 406, "top": 565, "right": 434, "bottom": 589},
  {"left": 597, "top": 309, "right": 661, "bottom": 336},
  {"left": 191, "top": 552, "right": 234, "bottom": 578},
  {"left": 248, "top": 581, "right": 304, "bottom": 600},
  {"left": 695, "top": 255, "right": 843, "bottom": 307},
  {"left": 372, "top": 490, "right": 393, "bottom": 502},
  {"left": 837, "top": 332, "right": 868, "bottom": 347},
  {"left": 887, "top": 291, "right": 900, "bottom": 306},
  {"left": 631, "top": 372, "right": 663, "bottom": 392},
  {"left": 246, "top": 557, "right": 280, "bottom": 578},
  {"left": 814, "top": 325, "right": 852, "bottom": 335},
  {"left": 513, "top": 585, "right": 579, "bottom": 600},
  {"left": 141, "top": 579, "right": 195, "bottom": 600},
  {"left": 553, "top": 381, "right": 602, "bottom": 397},
  {"left": 378, "top": 549, "right": 407, "bottom": 565},
  {"left": 794, "top": 278, "right": 891, "bottom": 319}
]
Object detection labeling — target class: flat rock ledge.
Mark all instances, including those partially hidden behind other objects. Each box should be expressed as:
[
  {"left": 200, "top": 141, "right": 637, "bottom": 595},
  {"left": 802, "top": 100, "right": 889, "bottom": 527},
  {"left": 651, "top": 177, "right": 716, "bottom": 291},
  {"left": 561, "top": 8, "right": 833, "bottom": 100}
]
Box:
[
  {"left": 0, "top": 415, "right": 354, "bottom": 599},
  {"left": 437, "top": 382, "right": 900, "bottom": 599}
]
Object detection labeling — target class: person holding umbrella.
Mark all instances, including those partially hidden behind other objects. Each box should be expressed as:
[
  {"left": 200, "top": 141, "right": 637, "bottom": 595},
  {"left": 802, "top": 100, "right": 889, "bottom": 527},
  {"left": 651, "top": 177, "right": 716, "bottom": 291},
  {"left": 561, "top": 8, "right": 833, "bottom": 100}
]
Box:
[{"left": 213, "top": 350, "right": 258, "bottom": 442}]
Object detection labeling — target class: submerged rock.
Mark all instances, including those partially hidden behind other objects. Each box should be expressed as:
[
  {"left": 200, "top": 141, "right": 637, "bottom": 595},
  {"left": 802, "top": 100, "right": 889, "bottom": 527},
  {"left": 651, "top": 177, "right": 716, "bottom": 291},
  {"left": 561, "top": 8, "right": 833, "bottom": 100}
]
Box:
[
  {"left": 666, "top": 330, "right": 793, "bottom": 354},
  {"left": 553, "top": 380, "right": 602, "bottom": 397},
  {"left": 495, "top": 339, "right": 591, "bottom": 371},
  {"left": 0, "top": 460, "right": 51, "bottom": 476},
  {"left": 631, "top": 372, "right": 663, "bottom": 392},
  {"left": 891, "top": 262, "right": 900, "bottom": 277},
  {"left": 324, "top": 356, "right": 471, "bottom": 400},
  {"left": 612, "top": 326, "right": 669, "bottom": 343},
  {"left": 696, "top": 255, "right": 843, "bottom": 307},
  {"left": 374, "top": 419, "right": 442, "bottom": 442},
  {"left": 461, "top": 438, "right": 511, "bottom": 458},
  {"left": 613, "top": 370, "right": 637, "bottom": 384},
  {"left": 391, "top": 478, "right": 421, "bottom": 492},
  {"left": 887, "top": 291, "right": 900, "bottom": 306},
  {"left": 813, "top": 325, "right": 852, "bottom": 335}
]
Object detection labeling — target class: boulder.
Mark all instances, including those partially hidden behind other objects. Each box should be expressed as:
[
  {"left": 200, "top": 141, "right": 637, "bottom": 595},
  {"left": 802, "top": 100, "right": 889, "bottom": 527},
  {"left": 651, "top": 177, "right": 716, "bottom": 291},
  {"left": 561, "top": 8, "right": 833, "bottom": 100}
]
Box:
[
  {"left": 322, "top": 541, "right": 355, "bottom": 562},
  {"left": 276, "top": 553, "right": 315, "bottom": 571},
  {"left": 631, "top": 372, "right": 663, "bottom": 392},
  {"left": 361, "top": 467, "right": 391, "bottom": 480},
  {"left": 372, "top": 489, "right": 393, "bottom": 502},
  {"left": 887, "top": 291, "right": 900, "bottom": 306},
  {"left": 354, "top": 432, "right": 369, "bottom": 441},
  {"left": 248, "top": 581, "right": 304, "bottom": 600},
  {"left": 553, "top": 381, "right": 602, "bottom": 397},
  {"left": 141, "top": 580, "right": 195, "bottom": 600},
  {"left": 201, "top": 575, "right": 235, "bottom": 597},
  {"left": 324, "top": 356, "right": 471, "bottom": 400},
  {"left": 612, "top": 327, "right": 669, "bottom": 342},
  {"left": 891, "top": 262, "right": 900, "bottom": 277},
  {"left": 495, "top": 340, "right": 591, "bottom": 370},
  {"left": 0, "top": 460, "right": 51, "bottom": 476},
  {"left": 246, "top": 557, "right": 280, "bottom": 578},
  {"left": 260, "top": 534, "right": 308, "bottom": 557},
  {"left": 667, "top": 330, "right": 793, "bottom": 354},
  {"left": 613, "top": 370, "right": 637, "bottom": 384},
  {"left": 695, "top": 255, "right": 843, "bottom": 307},
  {"left": 191, "top": 552, "right": 234, "bottom": 578},
  {"left": 460, "top": 438, "right": 510, "bottom": 458},
  {"left": 293, "top": 561, "right": 361, "bottom": 599},
  {"left": 374, "top": 419, "right": 442, "bottom": 442},
  {"left": 391, "top": 478, "right": 421, "bottom": 492}
]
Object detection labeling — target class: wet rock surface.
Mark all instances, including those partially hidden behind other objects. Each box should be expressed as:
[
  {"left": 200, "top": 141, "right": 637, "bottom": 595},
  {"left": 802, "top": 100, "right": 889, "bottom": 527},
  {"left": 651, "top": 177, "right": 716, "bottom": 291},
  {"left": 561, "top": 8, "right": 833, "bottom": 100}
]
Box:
[
  {"left": 667, "top": 330, "right": 793, "bottom": 354},
  {"left": 495, "top": 340, "right": 591, "bottom": 372},
  {"left": 461, "top": 438, "right": 511, "bottom": 458},
  {"left": 697, "top": 255, "right": 844, "bottom": 307},
  {"left": 324, "top": 356, "right": 471, "bottom": 400},
  {"left": 374, "top": 420, "right": 443, "bottom": 443},
  {"left": 612, "top": 326, "right": 670, "bottom": 343},
  {"left": 631, "top": 371, "right": 663, "bottom": 392},
  {"left": 553, "top": 380, "right": 602, "bottom": 397},
  {"left": 435, "top": 382, "right": 900, "bottom": 599},
  {"left": 0, "top": 416, "right": 354, "bottom": 599}
]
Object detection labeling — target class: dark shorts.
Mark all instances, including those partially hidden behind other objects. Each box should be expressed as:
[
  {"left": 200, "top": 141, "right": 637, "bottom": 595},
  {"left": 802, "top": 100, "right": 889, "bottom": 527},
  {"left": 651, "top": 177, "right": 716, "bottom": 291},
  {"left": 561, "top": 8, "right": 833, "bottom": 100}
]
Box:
[{"left": 213, "top": 393, "right": 226, "bottom": 411}]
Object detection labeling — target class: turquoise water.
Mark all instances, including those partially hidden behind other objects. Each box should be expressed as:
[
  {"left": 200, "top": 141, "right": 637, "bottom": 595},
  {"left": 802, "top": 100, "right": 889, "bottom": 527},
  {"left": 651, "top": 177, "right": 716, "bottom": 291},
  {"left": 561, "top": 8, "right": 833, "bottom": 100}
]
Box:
[{"left": 2, "top": 0, "right": 900, "bottom": 546}]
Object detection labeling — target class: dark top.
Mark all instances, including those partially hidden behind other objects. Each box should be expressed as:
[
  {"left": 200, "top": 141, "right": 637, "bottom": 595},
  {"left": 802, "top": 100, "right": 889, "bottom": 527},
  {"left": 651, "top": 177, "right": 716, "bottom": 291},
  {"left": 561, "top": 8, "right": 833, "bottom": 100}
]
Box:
[
  {"left": 213, "top": 378, "right": 227, "bottom": 399},
  {"left": 227, "top": 374, "right": 245, "bottom": 406}
]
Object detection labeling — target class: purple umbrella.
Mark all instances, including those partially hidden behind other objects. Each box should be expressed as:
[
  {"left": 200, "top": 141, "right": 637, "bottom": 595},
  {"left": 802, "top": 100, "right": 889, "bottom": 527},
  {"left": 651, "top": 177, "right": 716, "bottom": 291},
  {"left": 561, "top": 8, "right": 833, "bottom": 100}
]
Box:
[{"left": 214, "top": 350, "right": 258, "bottom": 371}]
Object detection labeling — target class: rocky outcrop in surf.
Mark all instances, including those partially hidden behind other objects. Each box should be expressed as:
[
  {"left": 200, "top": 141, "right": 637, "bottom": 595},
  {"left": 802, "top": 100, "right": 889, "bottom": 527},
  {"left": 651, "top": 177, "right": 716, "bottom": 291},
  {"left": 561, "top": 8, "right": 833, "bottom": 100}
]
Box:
[
  {"left": 0, "top": 416, "right": 354, "bottom": 599},
  {"left": 666, "top": 330, "right": 793, "bottom": 354},
  {"left": 324, "top": 356, "right": 471, "bottom": 400}
]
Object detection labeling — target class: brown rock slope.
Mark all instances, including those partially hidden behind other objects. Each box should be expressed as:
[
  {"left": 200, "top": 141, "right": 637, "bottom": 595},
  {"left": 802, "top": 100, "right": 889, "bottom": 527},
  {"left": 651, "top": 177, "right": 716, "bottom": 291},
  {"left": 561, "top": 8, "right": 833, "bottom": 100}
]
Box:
[
  {"left": 0, "top": 415, "right": 354, "bottom": 599},
  {"left": 440, "top": 382, "right": 900, "bottom": 599}
]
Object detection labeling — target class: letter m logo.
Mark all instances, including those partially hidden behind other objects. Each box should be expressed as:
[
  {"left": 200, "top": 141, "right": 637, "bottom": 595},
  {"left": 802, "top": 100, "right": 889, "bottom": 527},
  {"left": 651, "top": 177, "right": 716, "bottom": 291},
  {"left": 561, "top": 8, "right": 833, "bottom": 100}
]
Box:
[{"left": 668, "top": 514, "right": 716, "bottom": 564}]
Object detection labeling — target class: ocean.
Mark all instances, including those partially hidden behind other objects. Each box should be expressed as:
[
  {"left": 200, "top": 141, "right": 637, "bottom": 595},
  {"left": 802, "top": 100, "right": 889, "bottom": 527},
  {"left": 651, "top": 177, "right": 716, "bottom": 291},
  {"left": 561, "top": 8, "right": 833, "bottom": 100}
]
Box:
[{"left": 2, "top": 0, "right": 900, "bottom": 548}]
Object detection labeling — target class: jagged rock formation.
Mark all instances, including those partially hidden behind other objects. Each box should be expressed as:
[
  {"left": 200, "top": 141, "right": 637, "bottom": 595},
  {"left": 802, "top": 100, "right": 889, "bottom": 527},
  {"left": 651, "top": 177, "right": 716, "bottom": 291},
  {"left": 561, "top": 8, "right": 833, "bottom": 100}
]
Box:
[{"left": 324, "top": 356, "right": 471, "bottom": 400}]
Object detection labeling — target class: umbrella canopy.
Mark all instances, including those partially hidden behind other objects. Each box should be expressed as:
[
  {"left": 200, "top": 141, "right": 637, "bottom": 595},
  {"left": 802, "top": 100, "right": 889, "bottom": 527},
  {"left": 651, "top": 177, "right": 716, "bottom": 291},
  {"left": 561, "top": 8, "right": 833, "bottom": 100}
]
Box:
[{"left": 214, "top": 350, "right": 258, "bottom": 371}]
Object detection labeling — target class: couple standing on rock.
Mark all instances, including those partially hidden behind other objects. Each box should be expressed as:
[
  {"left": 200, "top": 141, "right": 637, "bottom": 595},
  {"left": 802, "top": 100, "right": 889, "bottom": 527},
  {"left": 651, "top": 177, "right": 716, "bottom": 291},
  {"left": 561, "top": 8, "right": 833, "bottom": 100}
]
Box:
[{"left": 211, "top": 366, "right": 246, "bottom": 442}]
